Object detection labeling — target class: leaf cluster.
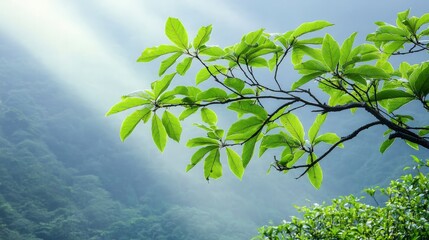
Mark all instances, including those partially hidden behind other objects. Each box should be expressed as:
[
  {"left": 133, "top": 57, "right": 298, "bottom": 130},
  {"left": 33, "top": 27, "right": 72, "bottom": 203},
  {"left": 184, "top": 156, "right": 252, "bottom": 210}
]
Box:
[{"left": 107, "top": 12, "right": 429, "bottom": 187}]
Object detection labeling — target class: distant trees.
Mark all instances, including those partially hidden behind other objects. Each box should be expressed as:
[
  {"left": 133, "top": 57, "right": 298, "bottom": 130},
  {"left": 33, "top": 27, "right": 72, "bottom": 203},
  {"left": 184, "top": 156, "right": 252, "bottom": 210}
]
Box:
[{"left": 108, "top": 9, "right": 429, "bottom": 188}]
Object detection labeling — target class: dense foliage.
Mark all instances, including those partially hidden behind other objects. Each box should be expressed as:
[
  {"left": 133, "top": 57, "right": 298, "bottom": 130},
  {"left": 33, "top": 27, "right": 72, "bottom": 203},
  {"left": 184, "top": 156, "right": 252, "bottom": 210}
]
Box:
[
  {"left": 108, "top": 9, "right": 429, "bottom": 188},
  {"left": 256, "top": 157, "right": 429, "bottom": 239}
]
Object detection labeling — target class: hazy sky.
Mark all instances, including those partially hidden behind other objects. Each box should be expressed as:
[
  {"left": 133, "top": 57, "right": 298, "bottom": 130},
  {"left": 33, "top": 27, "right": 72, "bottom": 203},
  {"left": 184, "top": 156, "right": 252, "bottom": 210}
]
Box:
[{"left": 1, "top": 0, "right": 428, "bottom": 234}]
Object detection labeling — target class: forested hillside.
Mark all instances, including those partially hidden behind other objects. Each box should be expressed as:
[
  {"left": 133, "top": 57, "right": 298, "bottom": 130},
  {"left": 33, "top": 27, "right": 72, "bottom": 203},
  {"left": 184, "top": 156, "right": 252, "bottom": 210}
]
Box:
[{"left": 0, "top": 37, "right": 256, "bottom": 240}]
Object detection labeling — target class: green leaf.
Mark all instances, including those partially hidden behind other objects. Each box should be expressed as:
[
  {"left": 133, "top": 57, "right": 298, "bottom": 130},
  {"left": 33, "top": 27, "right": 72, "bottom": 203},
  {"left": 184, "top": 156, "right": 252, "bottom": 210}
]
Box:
[
  {"left": 291, "top": 72, "right": 325, "bottom": 90},
  {"left": 106, "top": 98, "right": 150, "bottom": 116},
  {"left": 245, "top": 28, "right": 265, "bottom": 46},
  {"left": 162, "top": 110, "right": 182, "bottom": 142},
  {"left": 345, "top": 65, "right": 389, "bottom": 79},
  {"left": 369, "top": 89, "right": 414, "bottom": 101},
  {"left": 159, "top": 52, "right": 182, "bottom": 76},
  {"left": 165, "top": 17, "right": 188, "bottom": 49},
  {"left": 199, "top": 46, "right": 226, "bottom": 57},
  {"left": 306, "top": 154, "right": 323, "bottom": 189},
  {"left": 197, "top": 88, "right": 228, "bottom": 102},
  {"left": 186, "top": 145, "right": 218, "bottom": 172},
  {"left": 186, "top": 137, "right": 219, "bottom": 148},
  {"left": 226, "top": 148, "right": 244, "bottom": 179},
  {"left": 227, "top": 117, "right": 264, "bottom": 141},
  {"left": 193, "top": 25, "right": 212, "bottom": 49},
  {"left": 416, "top": 13, "right": 429, "bottom": 30},
  {"left": 227, "top": 100, "right": 268, "bottom": 120},
  {"left": 137, "top": 45, "right": 182, "bottom": 62},
  {"left": 295, "top": 60, "right": 330, "bottom": 73},
  {"left": 280, "top": 113, "right": 305, "bottom": 143},
  {"left": 201, "top": 108, "right": 218, "bottom": 125},
  {"left": 204, "top": 149, "right": 222, "bottom": 179},
  {"left": 151, "top": 113, "right": 168, "bottom": 152},
  {"left": 308, "top": 114, "right": 327, "bottom": 144},
  {"left": 176, "top": 57, "right": 193, "bottom": 75},
  {"left": 260, "top": 134, "right": 289, "bottom": 149},
  {"left": 196, "top": 65, "right": 227, "bottom": 84},
  {"left": 339, "top": 32, "right": 357, "bottom": 67},
  {"left": 322, "top": 34, "right": 341, "bottom": 71},
  {"left": 408, "top": 63, "right": 429, "bottom": 97},
  {"left": 291, "top": 45, "right": 324, "bottom": 65},
  {"left": 120, "top": 108, "right": 152, "bottom": 141},
  {"left": 179, "top": 107, "right": 199, "bottom": 120},
  {"left": 242, "top": 135, "right": 258, "bottom": 168},
  {"left": 293, "top": 20, "right": 334, "bottom": 37},
  {"left": 406, "top": 140, "right": 419, "bottom": 150},
  {"left": 380, "top": 138, "right": 394, "bottom": 153},
  {"left": 224, "top": 78, "right": 245, "bottom": 92},
  {"left": 314, "top": 133, "right": 342, "bottom": 147},
  {"left": 152, "top": 73, "right": 176, "bottom": 98},
  {"left": 286, "top": 150, "right": 306, "bottom": 168}
]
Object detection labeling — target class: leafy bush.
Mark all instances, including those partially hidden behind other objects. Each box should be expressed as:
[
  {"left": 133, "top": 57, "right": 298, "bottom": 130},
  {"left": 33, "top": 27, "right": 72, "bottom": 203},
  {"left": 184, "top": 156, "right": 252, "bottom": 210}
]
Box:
[{"left": 256, "top": 157, "right": 429, "bottom": 239}]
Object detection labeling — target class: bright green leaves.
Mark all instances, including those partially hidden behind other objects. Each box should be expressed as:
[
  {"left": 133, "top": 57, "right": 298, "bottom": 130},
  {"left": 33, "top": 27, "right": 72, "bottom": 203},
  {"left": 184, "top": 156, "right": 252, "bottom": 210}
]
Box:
[
  {"left": 204, "top": 149, "right": 222, "bottom": 180},
  {"left": 339, "top": 32, "right": 357, "bottom": 67},
  {"left": 162, "top": 111, "right": 182, "bottom": 142},
  {"left": 227, "top": 117, "right": 264, "bottom": 141},
  {"left": 281, "top": 113, "right": 305, "bottom": 144},
  {"left": 308, "top": 114, "right": 327, "bottom": 144},
  {"left": 193, "top": 25, "right": 212, "bottom": 49},
  {"left": 151, "top": 113, "right": 168, "bottom": 151},
  {"left": 408, "top": 62, "right": 429, "bottom": 98},
  {"left": 106, "top": 97, "right": 150, "bottom": 116},
  {"left": 152, "top": 73, "right": 176, "bottom": 98},
  {"left": 120, "top": 108, "right": 152, "bottom": 141},
  {"left": 165, "top": 17, "right": 189, "bottom": 49},
  {"left": 306, "top": 154, "right": 323, "bottom": 189},
  {"left": 201, "top": 107, "right": 218, "bottom": 126},
  {"left": 227, "top": 100, "right": 268, "bottom": 120},
  {"left": 196, "top": 65, "right": 228, "bottom": 85},
  {"left": 322, "top": 34, "right": 341, "bottom": 72},
  {"left": 292, "top": 20, "right": 334, "bottom": 38},
  {"left": 137, "top": 45, "right": 182, "bottom": 62},
  {"left": 226, "top": 148, "right": 244, "bottom": 180}
]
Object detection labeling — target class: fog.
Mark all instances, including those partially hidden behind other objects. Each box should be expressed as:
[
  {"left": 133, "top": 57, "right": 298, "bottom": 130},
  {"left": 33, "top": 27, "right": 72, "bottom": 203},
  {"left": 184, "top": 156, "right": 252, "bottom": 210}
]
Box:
[{"left": 0, "top": 0, "right": 428, "bottom": 238}]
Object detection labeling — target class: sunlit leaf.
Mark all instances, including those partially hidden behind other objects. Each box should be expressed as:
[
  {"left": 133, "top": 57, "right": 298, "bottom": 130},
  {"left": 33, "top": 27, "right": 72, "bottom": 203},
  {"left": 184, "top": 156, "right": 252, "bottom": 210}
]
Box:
[
  {"left": 196, "top": 65, "right": 227, "bottom": 84},
  {"left": 242, "top": 135, "right": 258, "bottom": 168},
  {"left": 165, "top": 17, "right": 188, "bottom": 49},
  {"left": 162, "top": 110, "right": 182, "bottom": 142},
  {"left": 151, "top": 113, "right": 168, "bottom": 152},
  {"left": 193, "top": 25, "right": 212, "bottom": 49},
  {"left": 228, "top": 100, "right": 268, "bottom": 120},
  {"left": 339, "top": 32, "right": 357, "bottom": 67},
  {"left": 137, "top": 45, "right": 182, "bottom": 62},
  {"left": 306, "top": 153, "right": 323, "bottom": 189},
  {"left": 152, "top": 73, "right": 176, "bottom": 98},
  {"left": 204, "top": 149, "right": 222, "bottom": 179},
  {"left": 322, "top": 34, "right": 340, "bottom": 71},
  {"left": 106, "top": 98, "right": 150, "bottom": 116},
  {"left": 227, "top": 117, "right": 264, "bottom": 141},
  {"left": 179, "top": 107, "right": 199, "bottom": 120},
  {"left": 186, "top": 145, "right": 218, "bottom": 172},
  {"left": 159, "top": 52, "right": 182, "bottom": 76},
  {"left": 280, "top": 113, "right": 305, "bottom": 143},
  {"left": 120, "top": 108, "right": 152, "bottom": 141},
  {"left": 176, "top": 57, "right": 193, "bottom": 75},
  {"left": 308, "top": 114, "right": 327, "bottom": 144},
  {"left": 226, "top": 148, "right": 244, "bottom": 179},
  {"left": 293, "top": 20, "right": 334, "bottom": 37},
  {"left": 201, "top": 107, "right": 218, "bottom": 125},
  {"left": 187, "top": 137, "right": 219, "bottom": 148}
]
